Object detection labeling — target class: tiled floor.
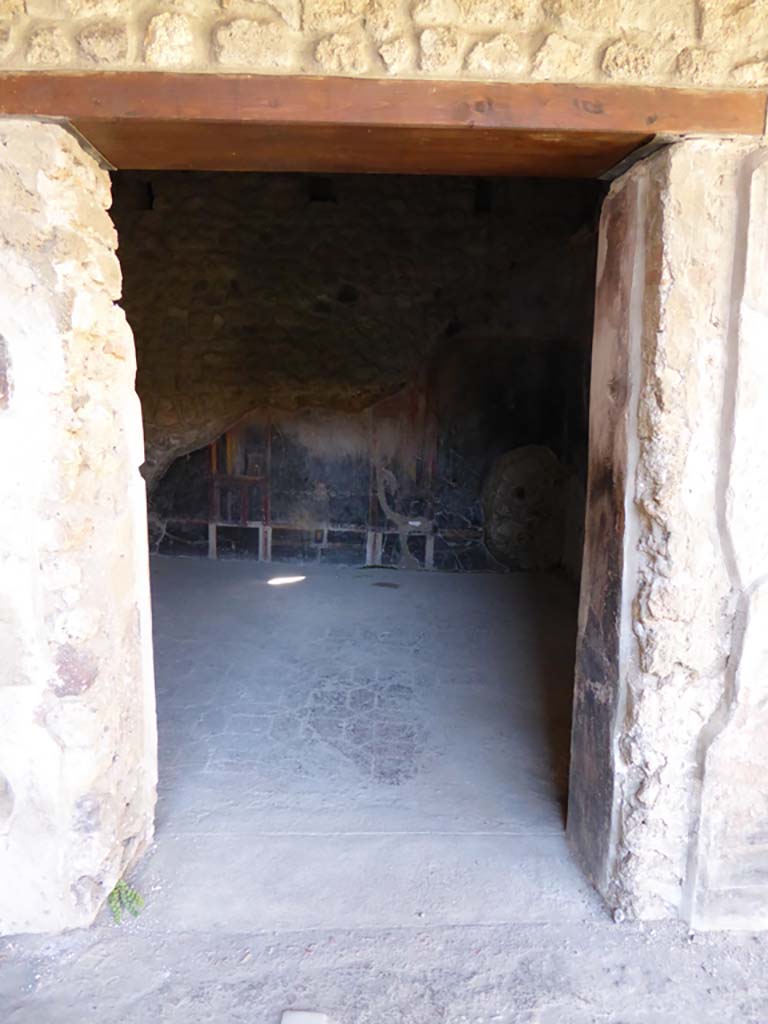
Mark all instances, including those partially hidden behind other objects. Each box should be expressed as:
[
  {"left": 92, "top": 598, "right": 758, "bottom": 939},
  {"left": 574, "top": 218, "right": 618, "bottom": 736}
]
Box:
[
  {"left": 6, "top": 559, "right": 767, "bottom": 1022},
  {"left": 143, "top": 557, "right": 589, "bottom": 932}
]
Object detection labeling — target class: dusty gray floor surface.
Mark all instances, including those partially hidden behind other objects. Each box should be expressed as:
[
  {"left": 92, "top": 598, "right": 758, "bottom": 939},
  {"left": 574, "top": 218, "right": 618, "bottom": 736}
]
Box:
[{"left": 3, "top": 558, "right": 768, "bottom": 1022}]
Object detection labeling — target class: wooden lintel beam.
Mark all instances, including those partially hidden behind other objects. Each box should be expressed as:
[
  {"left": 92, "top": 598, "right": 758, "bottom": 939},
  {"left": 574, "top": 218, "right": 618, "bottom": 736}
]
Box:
[{"left": 0, "top": 72, "right": 764, "bottom": 137}]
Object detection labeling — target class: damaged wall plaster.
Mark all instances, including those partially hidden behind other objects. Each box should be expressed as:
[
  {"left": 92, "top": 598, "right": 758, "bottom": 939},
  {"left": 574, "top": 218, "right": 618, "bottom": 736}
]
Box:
[
  {"left": 570, "top": 137, "right": 768, "bottom": 930},
  {"left": 0, "top": 119, "right": 156, "bottom": 934}
]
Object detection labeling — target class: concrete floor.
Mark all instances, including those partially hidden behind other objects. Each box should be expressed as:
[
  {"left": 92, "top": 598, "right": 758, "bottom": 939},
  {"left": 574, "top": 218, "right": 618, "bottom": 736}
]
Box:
[{"left": 3, "top": 557, "right": 768, "bottom": 1022}]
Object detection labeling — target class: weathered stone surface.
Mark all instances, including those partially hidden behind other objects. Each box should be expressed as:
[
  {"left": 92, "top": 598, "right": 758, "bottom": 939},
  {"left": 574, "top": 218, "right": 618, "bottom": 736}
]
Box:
[
  {"left": 457, "top": 0, "right": 537, "bottom": 29},
  {"left": 144, "top": 12, "right": 195, "bottom": 66},
  {"left": 0, "top": 118, "right": 156, "bottom": 934},
  {"left": 64, "top": 0, "right": 129, "bottom": 13},
  {"left": 378, "top": 33, "right": 413, "bottom": 70},
  {"left": 700, "top": 0, "right": 768, "bottom": 50},
  {"left": 213, "top": 17, "right": 297, "bottom": 67},
  {"left": 531, "top": 32, "right": 591, "bottom": 80},
  {"left": 674, "top": 46, "right": 725, "bottom": 87},
  {"left": 684, "top": 155, "right": 768, "bottom": 928},
  {"left": 601, "top": 39, "right": 654, "bottom": 81},
  {"left": 616, "top": 0, "right": 694, "bottom": 40},
  {"left": 570, "top": 138, "right": 768, "bottom": 930},
  {"left": 220, "top": 0, "right": 301, "bottom": 30},
  {"left": 465, "top": 33, "right": 527, "bottom": 76},
  {"left": 315, "top": 29, "right": 370, "bottom": 71},
  {"left": 731, "top": 59, "right": 768, "bottom": 87},
  {"left": 0, "top": 0, "right": 763, "bottom": 88},
  {"left": 543, "top": 0, "right": 618, "bottom": 33},
  {"left": 77, "top": 21, "right": 128, "bottom": 64},
  {"left": 303, "top": 0, "right": 368, "bottom": 31},
  {"left": 363, "top": 0, "right": 402, "bottom": 41},
  {"left": 411, "top": 0, "right": 457, "bottom": 26},
  {"left": 419, "top": 25, "right": 461, "bottom": 71},
  {"left": 25, "top": 25, "right": 72, "bottom": 64}
]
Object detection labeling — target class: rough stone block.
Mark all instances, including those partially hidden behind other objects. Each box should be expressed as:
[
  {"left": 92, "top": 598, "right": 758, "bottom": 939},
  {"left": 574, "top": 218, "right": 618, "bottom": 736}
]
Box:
[
  {"left": 531, "top": 32, "right": 592, "bottom": 79},
  {"left": 731, "top": 59, "right": 768, "bottom": 87},
  {"left": 314, "top": 29, "right": 370, "bottom": 71},
  {"left": 213, "top": 17, "right": 297, "bottom": 67},
  {"left": 674, "top": 46, "right": 725, "bottom": 87},
  {"left": 600, "top": 39, "right": 655, "bottom": 81},
  {"left": 303, "top": 0, "right": 367, "bottom": 31},
  {"left": 378, "top": 33, "right": 413, "bottom": 71},
  {"left": 144, "top": 12, "right": 195, "bottom": 67},
  {"left": 458, "top": 0, "right": 538, "bottom": 29},
  {"left": 419, "top": 25, "right": 462, "bottom": 71},
  {"left": 465, "top": 33, "right": 528, "bottom": 76},
  {"left": 0, "top": 118, "right": 156, "bottom": 934},
  {"left": 77, "top": 21, "right": 128, "bottom": 63},
  {"left": 25, "top": 25, "right": 72, "bottom": 65}
]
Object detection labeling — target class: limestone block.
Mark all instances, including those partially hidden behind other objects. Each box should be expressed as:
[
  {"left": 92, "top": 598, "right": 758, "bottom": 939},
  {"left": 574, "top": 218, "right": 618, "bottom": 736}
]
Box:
[
  {"left": 0, "top": 0, "right": 22, "bottom": 16},
  {"left": 77, "top": 21, "right": 128, "bottom": 63},
  {"left": 689, "top": 580, "right": 768, "bottom": 929},
  {"left": 64, "top": 0, "right": 130, "bottom": 13},
  {"left": 0, "top": 118, "right": 156, "bottom": 935},
  {"left": 378, "top": 33, "right": 413, "bottom": 70},
  {"left": 419, "top": 25, "right": 462, "bottom": 71},
  {"left": 213, "top": 17, "right": 298, "bottom": 67},
  {"left": 465, "top": 33, "right": 527, "bottom": 76},
  {"left": 531, "top": 32, "right": 592, "bottom": 80},
  {"left": 731, "top": 59, "right": 768, "bottom": 87},
  {"left": 315, "top": 29, "right": 370, "bottom": 71},
  {"left": 726, "top": 157, "right": 768, "bottom": 588},
  {"left": 144, "top": 12, "right": 195, "bottom": 67},
  {"left": 363, "top": 0, "right": 405, "bottom": 41},
  {"left": 569, "top": 140, "right": 767, "bottom": 928},
  {"left": 700, "top": 0, "right": 768, "bottom": 51},
  {"left": 220, "top": 0, "right": 301, "bottom": 30},
  {"left": 457, "top": 0, "right": 538, "bottom": 30},
  {"left": 616, "top": 0, "right": 695, "bottom": 42},
  {"left": 600, "top": 39, "right": 655, "bottom": 81},
  {"left": 674, "top": 47, "right": 725, "bottom": 87},
  {"left": 25, "top": 25, "right": 72, "bottom": 65},
  {"left": 543, "top": 0, "right": 619, "bottom": 33},
  {"left": 411, "top": 0, "right": 457, "bottom": 26},
  {"left": 303, "top": 0, "right": 367, "bottom": 31}
]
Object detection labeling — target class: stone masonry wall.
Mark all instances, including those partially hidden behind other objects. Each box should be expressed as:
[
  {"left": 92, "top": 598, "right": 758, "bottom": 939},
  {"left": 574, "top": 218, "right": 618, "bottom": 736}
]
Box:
[
  {"left": 0, "top": 1, "right": 767, "bottom": 89},
  {"left": 111, "top": 172, "right": 601, "bottom": 490},
  {"left": 570, "top": 137, "right": 768, "bottom": 929},
  {"left": 0, "top": 119, "right": 156, "bottom": 933}
]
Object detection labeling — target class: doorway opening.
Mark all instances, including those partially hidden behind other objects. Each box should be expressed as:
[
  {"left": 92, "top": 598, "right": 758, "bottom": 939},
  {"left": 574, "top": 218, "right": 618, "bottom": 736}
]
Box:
[{"left": 110, "top": 169, "right": 604, "bottom": 926}]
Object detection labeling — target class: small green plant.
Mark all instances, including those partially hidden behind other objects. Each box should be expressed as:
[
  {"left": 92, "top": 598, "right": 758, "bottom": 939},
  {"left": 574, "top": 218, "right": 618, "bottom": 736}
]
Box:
[{"left": 108, "top": 879, "right": 144, "bottom": 924}]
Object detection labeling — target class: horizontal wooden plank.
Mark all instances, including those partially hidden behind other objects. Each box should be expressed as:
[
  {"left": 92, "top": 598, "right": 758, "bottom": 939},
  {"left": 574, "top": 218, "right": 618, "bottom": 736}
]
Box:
[
  {"left": 74, "top": 119, "right": 651, "bottom": 176},
  {"left": 0, "top": 73, "right": 764, "bottom": 136}
]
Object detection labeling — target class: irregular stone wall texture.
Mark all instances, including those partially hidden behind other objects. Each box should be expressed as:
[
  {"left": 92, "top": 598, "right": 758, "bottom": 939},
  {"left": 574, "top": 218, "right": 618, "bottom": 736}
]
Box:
[
  {"left": 111, "top": 172, "right": 600, "bottom": 493},
  {"left": 571, "top": 137, "right": 768, "bottom": 929},
  {"left": 0, "top": 119, "right": 156, "bottom": 934},
  {"left": 0, "top": 1, "right": 767, "bottom": 89}
]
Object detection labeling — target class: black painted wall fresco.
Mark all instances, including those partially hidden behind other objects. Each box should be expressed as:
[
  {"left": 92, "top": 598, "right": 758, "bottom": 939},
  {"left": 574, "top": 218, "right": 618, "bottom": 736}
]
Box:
[
  {"left": 151, "top": 335, "right": 591, "bottom": 573},
  {"left": 116, "top": 170, "right": 603, "bottom": 573}
]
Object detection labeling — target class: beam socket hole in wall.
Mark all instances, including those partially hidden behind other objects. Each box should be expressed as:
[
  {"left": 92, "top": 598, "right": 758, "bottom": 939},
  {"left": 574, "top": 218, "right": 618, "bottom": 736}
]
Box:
[{"left": 306, "top": 175, "right": 337, "bottom": 203}]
